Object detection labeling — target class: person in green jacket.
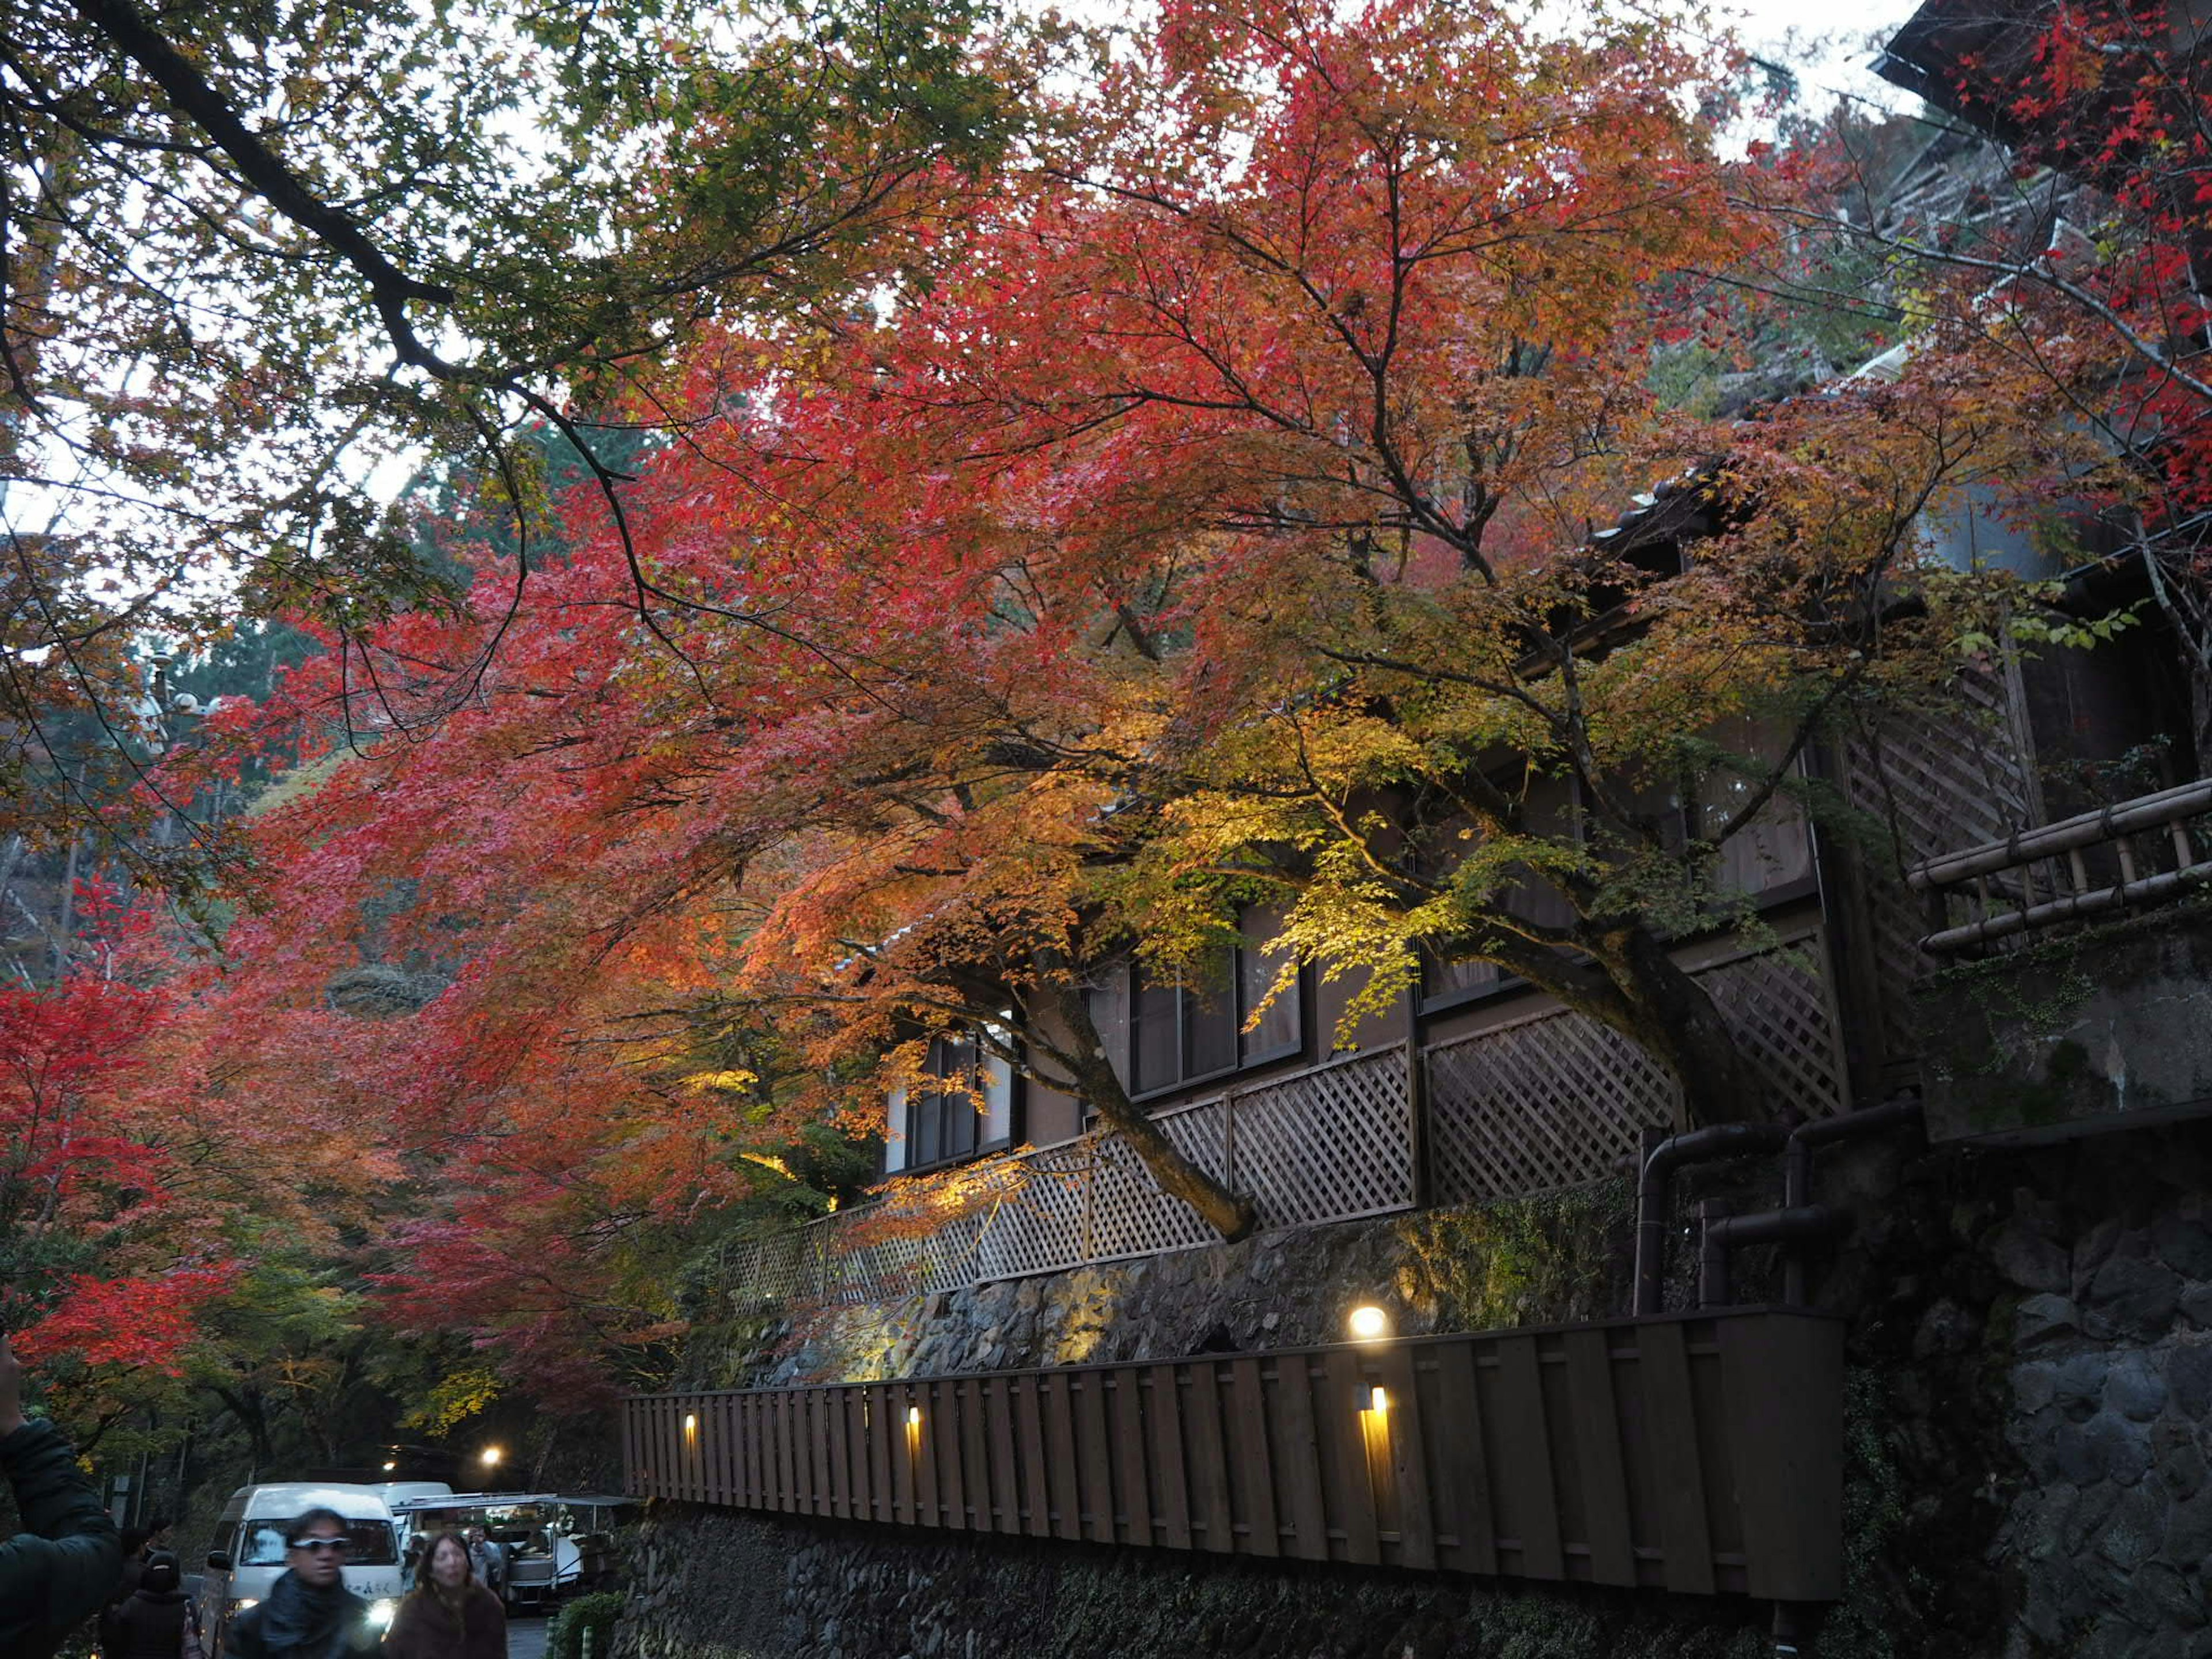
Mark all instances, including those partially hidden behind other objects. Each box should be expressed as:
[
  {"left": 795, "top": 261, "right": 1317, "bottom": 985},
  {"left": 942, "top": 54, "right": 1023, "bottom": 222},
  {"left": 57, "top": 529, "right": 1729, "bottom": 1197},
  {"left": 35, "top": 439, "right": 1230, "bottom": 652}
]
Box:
[{"left": 0, "top": 1329, "right": 124, "bottom": 1658}]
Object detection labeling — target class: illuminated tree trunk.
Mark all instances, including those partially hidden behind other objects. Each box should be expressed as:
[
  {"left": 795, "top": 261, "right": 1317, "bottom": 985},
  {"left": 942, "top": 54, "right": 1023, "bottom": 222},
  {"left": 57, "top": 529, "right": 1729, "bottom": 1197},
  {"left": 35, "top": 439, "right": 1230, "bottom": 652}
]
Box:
[{"left": 1036, "top": 976, "right": 1258, "bottom": 1243}]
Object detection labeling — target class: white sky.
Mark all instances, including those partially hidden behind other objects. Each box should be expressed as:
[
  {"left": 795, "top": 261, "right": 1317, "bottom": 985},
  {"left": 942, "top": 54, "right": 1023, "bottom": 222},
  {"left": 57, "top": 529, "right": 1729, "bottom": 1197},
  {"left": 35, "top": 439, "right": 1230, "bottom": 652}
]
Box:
[
  {"left": 1722, "top": 0, "right": 1929, "bottom": 117},
  {"left": 18, "top": 0, "right": 1945, "bottom": 543}
]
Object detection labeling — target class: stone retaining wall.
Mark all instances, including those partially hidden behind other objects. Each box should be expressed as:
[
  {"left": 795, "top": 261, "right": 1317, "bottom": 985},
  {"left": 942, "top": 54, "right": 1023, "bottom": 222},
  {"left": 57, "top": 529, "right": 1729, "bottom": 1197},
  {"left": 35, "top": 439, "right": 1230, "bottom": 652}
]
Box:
[
  {"left": 611, "top": 1502, "right": 1777, "bottom": 1659},
  {"left": 629, "top": 1120, "right": 2212, "bottom": 1659},
  {"left": 678, "top": 1184, "right": 1634, "bottom": 1391},
  {"left": 1979, "top": 1144, "right": 2212, "bottom": 1656}
]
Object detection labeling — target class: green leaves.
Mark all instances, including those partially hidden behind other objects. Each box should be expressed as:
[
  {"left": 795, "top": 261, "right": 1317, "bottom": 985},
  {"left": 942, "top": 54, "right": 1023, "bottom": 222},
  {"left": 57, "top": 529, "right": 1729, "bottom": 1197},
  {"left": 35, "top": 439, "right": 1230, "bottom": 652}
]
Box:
[{"left": 3, "top": 0, "right": 1023, "bottom": 862}]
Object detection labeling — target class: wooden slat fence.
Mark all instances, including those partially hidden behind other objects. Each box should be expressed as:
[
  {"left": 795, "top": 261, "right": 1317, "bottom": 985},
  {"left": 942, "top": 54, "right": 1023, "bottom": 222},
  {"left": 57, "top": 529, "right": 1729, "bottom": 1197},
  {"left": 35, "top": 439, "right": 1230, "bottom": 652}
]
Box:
[{"left": 624, "top": 1309, "right": 1844, "bottom": 1604}]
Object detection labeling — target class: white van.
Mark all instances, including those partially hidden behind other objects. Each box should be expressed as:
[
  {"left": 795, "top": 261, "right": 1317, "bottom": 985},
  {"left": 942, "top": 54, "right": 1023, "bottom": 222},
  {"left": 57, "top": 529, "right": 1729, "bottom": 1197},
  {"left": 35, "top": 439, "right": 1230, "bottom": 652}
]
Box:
[
  {"left": 372, "top": 1480, "right": 453, "bottom": 1517},
  {"left": 197, "top": 1483, "right": 406, "bottom": 1655}
]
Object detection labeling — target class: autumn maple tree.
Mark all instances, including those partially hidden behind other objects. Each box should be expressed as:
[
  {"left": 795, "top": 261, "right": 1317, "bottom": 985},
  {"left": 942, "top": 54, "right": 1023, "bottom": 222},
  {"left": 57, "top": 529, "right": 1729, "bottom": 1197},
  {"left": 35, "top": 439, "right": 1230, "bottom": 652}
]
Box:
[
  {"left": 0, "top": 895, "right": 227, "bottom": 1446},
  {"left": 150, "top": 0, "right": 2118, "bottom": 1416},
  {"left": 1801, "top": 0, "right": 2212, "bottom": 767},
  {"left": 0, "top": 0, "right": 1018, "bottom": 866}
]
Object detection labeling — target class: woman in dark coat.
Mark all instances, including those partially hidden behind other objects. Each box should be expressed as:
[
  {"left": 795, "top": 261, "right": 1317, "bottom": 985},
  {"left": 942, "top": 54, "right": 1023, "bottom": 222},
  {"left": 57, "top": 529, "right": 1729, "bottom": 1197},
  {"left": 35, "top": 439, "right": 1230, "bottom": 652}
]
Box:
[
  {"left": 99, "top": 1550, "right": 197, "bottom": 1659},
  {"left": 383, "top": 1531, "right": 506, "bottom": 1659}
]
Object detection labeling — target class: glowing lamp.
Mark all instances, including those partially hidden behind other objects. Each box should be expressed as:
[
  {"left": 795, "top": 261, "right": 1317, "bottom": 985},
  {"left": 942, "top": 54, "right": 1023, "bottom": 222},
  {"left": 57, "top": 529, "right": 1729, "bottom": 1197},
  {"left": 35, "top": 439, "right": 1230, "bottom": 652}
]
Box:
[{"left": 1347, "top": 1304, "right": 1391, "bottom": 1342}]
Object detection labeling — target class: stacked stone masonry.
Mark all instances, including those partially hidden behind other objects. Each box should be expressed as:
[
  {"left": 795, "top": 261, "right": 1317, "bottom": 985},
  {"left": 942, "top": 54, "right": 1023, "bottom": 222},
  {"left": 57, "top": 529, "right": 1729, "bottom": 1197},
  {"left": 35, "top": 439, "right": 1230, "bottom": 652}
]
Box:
[{"left": 623, "top": 1120, "right": 2212, "bottom": 1659}]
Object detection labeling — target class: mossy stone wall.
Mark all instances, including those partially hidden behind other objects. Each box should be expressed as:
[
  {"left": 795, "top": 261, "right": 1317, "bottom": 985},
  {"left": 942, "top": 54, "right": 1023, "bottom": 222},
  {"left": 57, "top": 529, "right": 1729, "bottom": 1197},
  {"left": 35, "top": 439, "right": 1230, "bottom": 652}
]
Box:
[{"left": 1922, "top": 900, "right": 2212, "bottom": 1142}]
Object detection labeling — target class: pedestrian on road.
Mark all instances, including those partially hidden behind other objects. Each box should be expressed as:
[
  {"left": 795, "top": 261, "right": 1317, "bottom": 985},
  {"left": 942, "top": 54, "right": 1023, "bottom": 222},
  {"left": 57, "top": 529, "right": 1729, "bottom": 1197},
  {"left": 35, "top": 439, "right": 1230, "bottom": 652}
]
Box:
[
  {"left": 465, "top": 1527, "right": 505, "bottom": 1601},
  {"left": 0, "top": 1330, "right": 123, "bottom": 1659},
  {"left": 100, "top": 1549, "right": 202, "bottom": 1659},
  {"left": 110, "top": 1525, "right": 154, "bottom": 1605},
  {"left": 223, "top": 1507, "right": 379, "bottom": 1659},
  {"left": 384, "top": 1531, "right": 506, "bottom": 1659}
]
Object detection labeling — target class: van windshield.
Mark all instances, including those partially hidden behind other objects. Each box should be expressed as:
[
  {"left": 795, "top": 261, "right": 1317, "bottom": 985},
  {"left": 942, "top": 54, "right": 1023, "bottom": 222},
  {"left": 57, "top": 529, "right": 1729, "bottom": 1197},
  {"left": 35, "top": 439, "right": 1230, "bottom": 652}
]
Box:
[{"left": 238, "top": 1520, "right": 399, "bottom": 1567}]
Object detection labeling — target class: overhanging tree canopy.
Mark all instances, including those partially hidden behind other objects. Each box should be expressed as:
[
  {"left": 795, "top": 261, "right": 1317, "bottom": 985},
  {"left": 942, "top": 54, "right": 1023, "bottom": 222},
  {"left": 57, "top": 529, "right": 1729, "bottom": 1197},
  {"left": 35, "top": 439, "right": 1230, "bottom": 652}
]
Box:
[
  {"left": 181, "top": 0, "right": 2107, "bottom": 1374},
  {"left": 1, "top": 0, "right": 1017, "bottom": 854}
]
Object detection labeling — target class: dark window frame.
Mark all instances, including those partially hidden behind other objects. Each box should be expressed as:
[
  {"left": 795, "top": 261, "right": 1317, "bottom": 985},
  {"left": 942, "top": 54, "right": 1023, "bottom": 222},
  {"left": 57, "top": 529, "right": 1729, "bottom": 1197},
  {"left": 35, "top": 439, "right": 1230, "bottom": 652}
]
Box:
[
  {"left": 1106, "top": 916, "right": 1307, "bottom": 1105},
  {"left": 1415, "top": 750, "right": 1820, "bottom": 1016},
  {"left": 892, "top": 1032, "right": 1021, "bottom": 1177}
]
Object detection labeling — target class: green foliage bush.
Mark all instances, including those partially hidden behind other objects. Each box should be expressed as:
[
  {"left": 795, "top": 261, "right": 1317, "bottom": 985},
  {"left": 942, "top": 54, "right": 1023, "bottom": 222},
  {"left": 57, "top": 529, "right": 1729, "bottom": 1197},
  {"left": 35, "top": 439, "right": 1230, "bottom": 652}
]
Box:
[
  {"left": 547, "top": 1590, "right": 627, "bottom": 1659},
  {"left": 1394, "top": 1180, "right": 1631, "bottom": 1331}
]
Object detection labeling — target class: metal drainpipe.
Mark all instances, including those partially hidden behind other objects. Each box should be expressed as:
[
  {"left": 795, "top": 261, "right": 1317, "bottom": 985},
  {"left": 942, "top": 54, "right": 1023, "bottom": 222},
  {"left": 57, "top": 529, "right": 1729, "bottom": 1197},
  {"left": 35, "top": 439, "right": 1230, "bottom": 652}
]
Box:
[
  {"left": 1771, "top": 1600, "right": 1810, "bottom": 1656},
  {"left": 1781, "top": 1095, "right": 1925, "bottom": 1303},
  {"left": 1633, "top": 1122, "right": 1791, "bottom": 1316},
  {"left": 1698, "top": 1201, "right": 1851, "bottom": 1308},
  {"left": 1679, "top": 1095, "right": 1911, "bottom": 1657},
  {"left": 1696, "top": 1096, "right": 1925, "bottom": 1309}
]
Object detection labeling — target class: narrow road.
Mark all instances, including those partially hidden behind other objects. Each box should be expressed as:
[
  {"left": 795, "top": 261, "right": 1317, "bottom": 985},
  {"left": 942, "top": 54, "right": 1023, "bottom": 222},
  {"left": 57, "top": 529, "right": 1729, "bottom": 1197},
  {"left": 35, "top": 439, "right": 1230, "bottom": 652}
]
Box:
[{"left": 507, "top": 1610, "right": 551, "bottom": 1659}]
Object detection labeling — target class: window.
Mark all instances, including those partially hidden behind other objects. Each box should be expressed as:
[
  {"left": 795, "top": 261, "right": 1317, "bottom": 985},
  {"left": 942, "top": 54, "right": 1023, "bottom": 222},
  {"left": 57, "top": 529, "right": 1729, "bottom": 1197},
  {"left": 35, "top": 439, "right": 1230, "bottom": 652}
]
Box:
[
  {"left": 1421, "top": 729, "right": 1813, "bottom": 1012},
  {"left": 238, "top": 1519, "right": 398, "bottom": 1566},
  {"left": 1420, "top": 776, "right": 1578, "bottom": 1007},
  {"left": 1239, "top": 906, "right": 1301, "bottom": 1059},
  {"left": 1695, "top": 717, "right": 1812, "bottom": 897},
  {"left": 884, "top": 1033, "right": 1015, "bottom": 1174},
  {"left": 1092, "top": 904, "right": 1304, "bottom": 1097}
]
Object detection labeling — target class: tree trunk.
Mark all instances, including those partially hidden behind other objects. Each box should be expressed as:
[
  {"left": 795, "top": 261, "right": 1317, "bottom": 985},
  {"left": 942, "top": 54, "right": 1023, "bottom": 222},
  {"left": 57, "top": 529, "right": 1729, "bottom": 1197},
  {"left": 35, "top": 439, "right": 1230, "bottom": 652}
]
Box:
[
  {"left": 1596, "top": 926, "right": 1772, "bottom": 1126},
  {"left": 207, "top": 1382, "right": 275, "bottom": 1474},
  {"left": 1042, "top": 979, "right": 1258, "bottom": 1242},
  {"left": 51, "top": 832, "right": 82, "bottom": 980},
  {"left": 1469, "top": 922, "right": 1774, "bottom": 1128}
]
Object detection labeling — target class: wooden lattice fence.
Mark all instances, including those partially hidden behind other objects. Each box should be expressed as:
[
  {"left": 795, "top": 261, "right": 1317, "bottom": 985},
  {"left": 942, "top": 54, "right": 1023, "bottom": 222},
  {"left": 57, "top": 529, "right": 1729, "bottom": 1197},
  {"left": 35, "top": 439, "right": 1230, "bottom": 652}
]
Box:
[
  {"left": 1837, "top": 664, "right": 2040, "bottom": 1056},
  {"left": 718, "top": 1046, "right": 1415, "bottom": 1310},
  {"left": 1422, "top": 937, "right": 1851, "bottom": 1206},
  {"left": 710, "top": 929, "right": 1853, "bottom": 1310}
]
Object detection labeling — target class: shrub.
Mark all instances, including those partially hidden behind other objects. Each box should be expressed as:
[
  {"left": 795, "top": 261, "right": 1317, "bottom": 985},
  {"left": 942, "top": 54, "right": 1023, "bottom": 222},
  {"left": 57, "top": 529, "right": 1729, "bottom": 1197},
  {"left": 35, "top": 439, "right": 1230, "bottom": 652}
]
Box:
[{"left": 547, "top": 1590, "right": 627, "bottom": 1659}]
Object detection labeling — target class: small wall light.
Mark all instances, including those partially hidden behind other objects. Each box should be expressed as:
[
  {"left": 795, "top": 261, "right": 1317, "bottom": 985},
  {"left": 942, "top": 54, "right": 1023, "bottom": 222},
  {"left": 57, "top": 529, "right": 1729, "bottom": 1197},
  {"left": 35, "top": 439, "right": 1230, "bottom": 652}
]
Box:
[
  {"left": 1358, "top": 1382, "right": 1399, "bottom": 1528},
  {"left": 683, "top": 1413, "right": 698, "bottom": 1440},
  {"left": 1347, "top": 1304, "right": 1391, "bottom": 1342},
  {"left": 906, "top": 1406, "right": 923, "bottom": 1427}
]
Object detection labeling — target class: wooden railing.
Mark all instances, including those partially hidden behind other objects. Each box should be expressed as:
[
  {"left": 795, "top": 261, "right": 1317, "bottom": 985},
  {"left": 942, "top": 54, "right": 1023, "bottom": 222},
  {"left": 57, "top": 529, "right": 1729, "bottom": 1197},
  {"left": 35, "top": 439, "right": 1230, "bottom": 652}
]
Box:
[
  {"left": 1907, "top": 777, "right": 2212, "bottom": 953},
  {"left": 624, "top": 1309, "right": 1844, "bottom": 1604},
  {"left": 714, "top": 1044, "right": 1417, "bottom": 1310},
  {"left": 706, "top": 937, "right": 1854, "bottom": 1313}
]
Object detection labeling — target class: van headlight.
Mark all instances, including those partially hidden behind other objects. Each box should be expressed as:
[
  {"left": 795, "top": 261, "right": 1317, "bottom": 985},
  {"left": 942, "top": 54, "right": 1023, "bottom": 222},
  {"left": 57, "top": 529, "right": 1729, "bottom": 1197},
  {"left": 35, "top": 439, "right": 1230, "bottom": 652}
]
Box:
[{"left": 369, "top": 1600, "right": 399, "bottom": 1629}]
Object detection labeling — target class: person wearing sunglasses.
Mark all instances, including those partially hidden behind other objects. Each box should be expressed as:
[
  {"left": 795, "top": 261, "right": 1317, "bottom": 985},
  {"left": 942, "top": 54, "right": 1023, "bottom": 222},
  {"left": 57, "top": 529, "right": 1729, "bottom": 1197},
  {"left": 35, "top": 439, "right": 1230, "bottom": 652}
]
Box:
[{"left": 224, "top": 1509, "right": 379, "bottom": 1659}]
